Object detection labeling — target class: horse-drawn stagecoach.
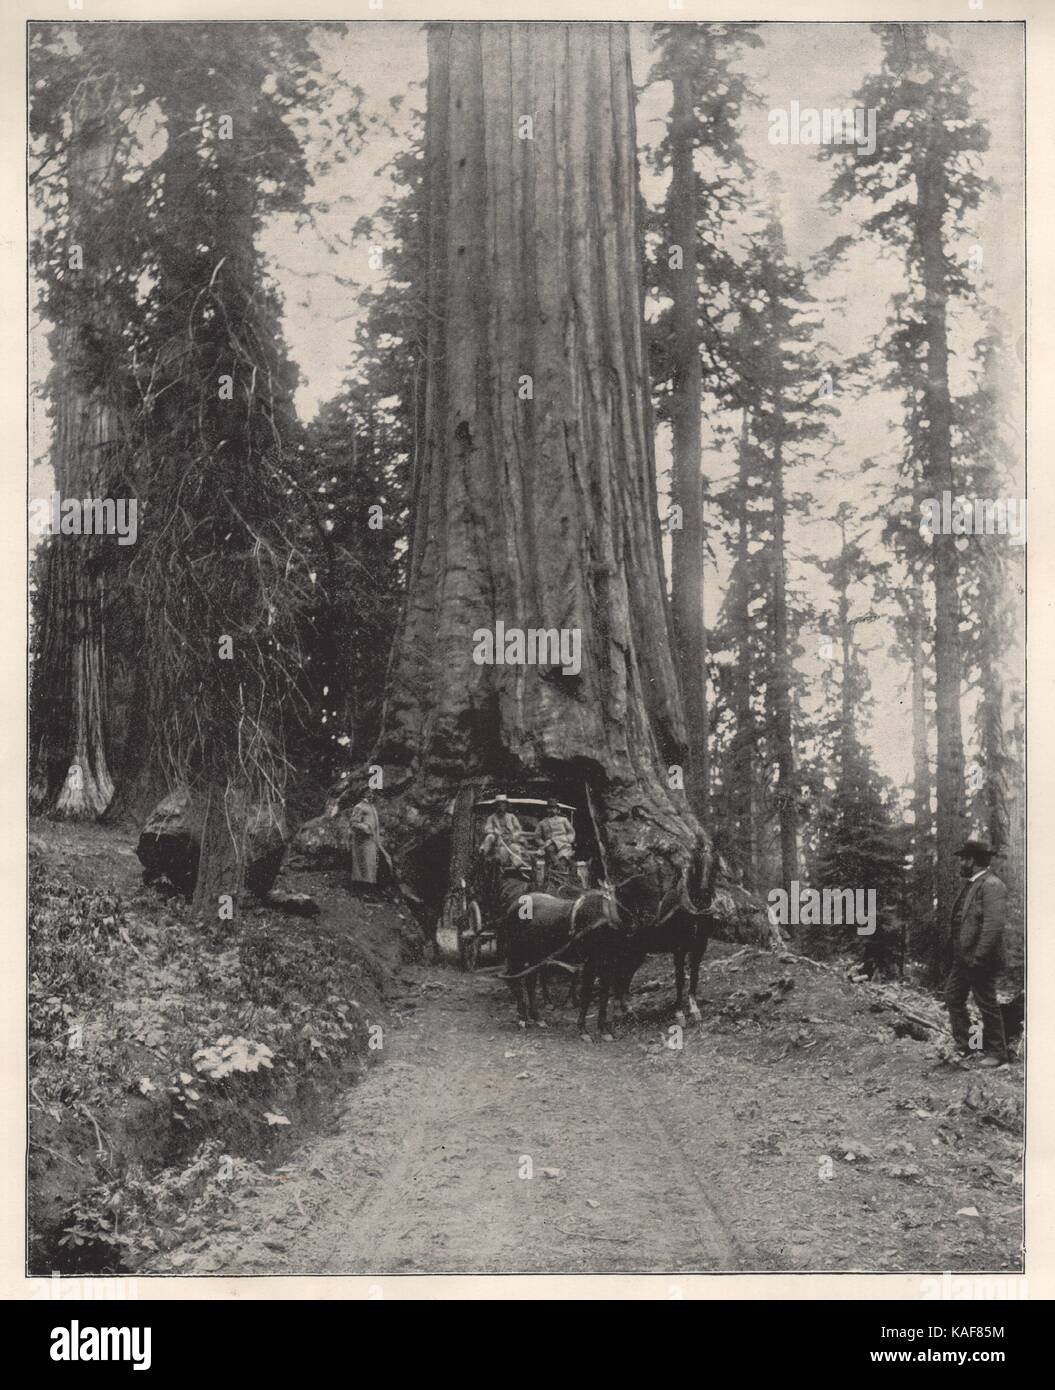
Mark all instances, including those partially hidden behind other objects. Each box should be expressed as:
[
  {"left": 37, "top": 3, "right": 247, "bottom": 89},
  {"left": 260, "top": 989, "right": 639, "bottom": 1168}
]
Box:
[
  {"left": 436, "top": 780, "right": 732, "bottom": 1037},
  {"left": 440, "top": 784, "right": 603, "bottom": 971}
]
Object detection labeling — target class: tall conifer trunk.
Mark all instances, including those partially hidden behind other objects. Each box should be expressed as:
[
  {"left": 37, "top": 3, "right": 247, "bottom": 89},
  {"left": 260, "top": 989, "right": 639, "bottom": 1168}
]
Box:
[
  {"left": 35, "top": 95, "right": 117, "bottom": 818},
  {"left": 667, "top": 62, "right": 709, "bottom": 818},
  {"left": 769, "top": 431, "right": 798, "bottom": 895},
  {"left": 908, "top": 576, "right": 935, "bottom": 956},
  {"left": 377, "top": 22, "right": 697, "bottom": 893},
  {"left": 917, "top": 121, "right": 966, "bottom": 945},
  {"left": 731, "top": 411, "right": 755, "bottom": 888}
]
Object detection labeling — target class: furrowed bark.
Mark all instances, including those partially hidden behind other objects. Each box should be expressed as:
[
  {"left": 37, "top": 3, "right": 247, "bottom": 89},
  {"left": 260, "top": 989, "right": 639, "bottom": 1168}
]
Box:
[
  {"left": 667, "top": 62, "right": 709, "bottom": 818},
  {"left": 376, "top": 22, "right": 698, "bottom": 898},
  {"left": 38, "top": 97, "right": 119, "bottom": 819}
]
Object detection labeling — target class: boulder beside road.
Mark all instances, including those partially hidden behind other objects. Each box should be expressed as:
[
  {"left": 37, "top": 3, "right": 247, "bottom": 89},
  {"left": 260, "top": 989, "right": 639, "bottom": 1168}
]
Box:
[
  {"left": 288, "top": 802, "right": 358, "bottom": 869},
  {"left": 137, "top": 786, "right": 287, "bottom": 898}
]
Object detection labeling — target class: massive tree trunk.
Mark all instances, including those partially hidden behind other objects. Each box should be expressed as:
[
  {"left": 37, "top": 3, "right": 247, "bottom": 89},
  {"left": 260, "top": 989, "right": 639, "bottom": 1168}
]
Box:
[
  {"left": 376, "top": 22, "right": 696, "bottom": 897},
  {"left": 54, "top": 545, "right": 115, "bottom": 819},
  {"left": 98, "top": 658, "right": 165, "bottom": 828},
  {"left": 917, "top": 125, "right": 966, "bottom": 940},
  {"left": 33, "top": 98, "right": 117, "bottom": 819},
  {"left": 667, "top": 63, "right": 709, "bottom": 819}
]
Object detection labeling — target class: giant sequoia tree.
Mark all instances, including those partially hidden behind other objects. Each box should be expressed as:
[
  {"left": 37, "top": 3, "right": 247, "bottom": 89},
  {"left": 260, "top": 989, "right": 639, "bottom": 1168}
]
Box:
[
  {"left": 29, "top": 36, "right": 135, "bottom": 818},
  {"left": 376, "top": 22, "right": 697, "bottom": 892}
]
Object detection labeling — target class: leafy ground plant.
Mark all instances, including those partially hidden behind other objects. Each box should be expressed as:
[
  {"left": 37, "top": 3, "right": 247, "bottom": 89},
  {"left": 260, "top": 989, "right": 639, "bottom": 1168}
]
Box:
[{"left": 28, "top": 823, "right": 407, "bottom": 1274}]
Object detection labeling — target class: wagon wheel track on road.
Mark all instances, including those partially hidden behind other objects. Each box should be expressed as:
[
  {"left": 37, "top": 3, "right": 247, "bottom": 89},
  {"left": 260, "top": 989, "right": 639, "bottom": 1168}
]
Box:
[
  {"left": 313, "top": 1037, "right": 483, "bottom": 1272},
  {"left": 175, "top": 969, "right": 744, "bottom": 1275},
  {"left": 621, "top": 1059, "right": 742, "bottom": 1269},
  {"left": 312, "top": 978, "right": 744, "bottom": 1273}
]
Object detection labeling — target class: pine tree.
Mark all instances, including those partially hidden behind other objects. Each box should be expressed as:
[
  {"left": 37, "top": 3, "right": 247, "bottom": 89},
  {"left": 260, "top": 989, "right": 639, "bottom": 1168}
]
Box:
[
  {"left": 955, "top": 319, "right": 1021, "bottom": 861},
  {"left": 710, "top": 413, "right": 765, "bottom": 889},
  {"left": 810, "top": 506, "right": 906, "bottom": 957},
  {"left": 730, "top": 217, "right": 835, "bottom": 897},
  {"left": 892, "top": 571, "right": 936, "bottom": 953},
  {"left": 646, "top": 22, "right": 761, "bottom": 817},
  {"left": 821, "top": 22, "right": 993, "bottom": 942}
]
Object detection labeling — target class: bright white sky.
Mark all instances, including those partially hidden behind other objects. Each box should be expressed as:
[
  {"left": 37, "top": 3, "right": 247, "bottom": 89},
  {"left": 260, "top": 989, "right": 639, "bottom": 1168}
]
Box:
[{"left": 32, "top": 20, "right": 1025, "bottom": 801}]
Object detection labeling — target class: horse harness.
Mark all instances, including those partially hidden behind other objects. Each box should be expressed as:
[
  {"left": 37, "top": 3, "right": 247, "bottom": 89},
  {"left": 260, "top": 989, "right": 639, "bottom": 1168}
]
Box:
[{"left": 500, "top": 889, "right": 616, "bottom": 982}]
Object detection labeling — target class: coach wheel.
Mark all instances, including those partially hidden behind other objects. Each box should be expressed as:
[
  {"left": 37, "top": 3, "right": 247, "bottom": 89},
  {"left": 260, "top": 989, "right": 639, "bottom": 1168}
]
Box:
[
  {"left": 440, "top": 885, "right": 465, "bottom": 958},
  {"left": 461, "top": 900, "right": 483, "bottom": 972}
]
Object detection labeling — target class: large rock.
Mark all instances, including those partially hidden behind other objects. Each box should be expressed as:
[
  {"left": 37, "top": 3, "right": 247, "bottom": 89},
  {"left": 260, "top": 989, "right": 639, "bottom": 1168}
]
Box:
[
  {"left": 288, "top": 802, "right": 357, "bottom": 869},
  {"left": 137, "top": 787, "right": 287, "bottom": 899},
  {"left": 712, "top": 883, "right": 782, "bottom": 948},
  {"left": 242, "top": 802, "right": 288, "bottom": 898},
  {"left": 137, "top": 787, "right": 202, "bottom": 895},
  {"left": 289, "top": 801, "right": 396, "bottom": 887}
]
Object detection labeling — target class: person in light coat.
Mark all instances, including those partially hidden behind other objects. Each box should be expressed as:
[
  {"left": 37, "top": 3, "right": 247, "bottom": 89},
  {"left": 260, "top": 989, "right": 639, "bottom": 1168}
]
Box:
[
  {"left": 536, "top": 799, "right": 576, "bottom": 868},
  {"left": 349, "top": 793, "right": 382, "bottom": 884},
  {"left": 480, "top": 794, "right": 526, "bottom": 868}
]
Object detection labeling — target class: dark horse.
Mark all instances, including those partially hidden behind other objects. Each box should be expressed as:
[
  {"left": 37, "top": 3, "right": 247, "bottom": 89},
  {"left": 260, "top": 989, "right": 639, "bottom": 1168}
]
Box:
[
  {"left": 495, "top": 869, "right": 624, "bottom": 1041},
  {"left": 614, "top": 831, "right": 721, "bottom": 1025}
]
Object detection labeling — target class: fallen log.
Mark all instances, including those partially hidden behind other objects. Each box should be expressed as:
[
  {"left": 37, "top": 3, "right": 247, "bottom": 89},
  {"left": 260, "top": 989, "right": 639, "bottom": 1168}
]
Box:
[
  {"left": 781, "top": 953, "right": 946, "bottom": 1035},
  {"left": 867, "top": 994, "right": 943, "bottom": 1035},
  {"left": 263, "top": 890, "right": 320, "bottom": 918}
]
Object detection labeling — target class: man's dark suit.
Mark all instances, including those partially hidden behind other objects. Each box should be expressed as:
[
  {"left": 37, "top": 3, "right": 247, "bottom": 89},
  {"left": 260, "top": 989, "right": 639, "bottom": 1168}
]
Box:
[{"left": 944, "top": 869, "right": 1008, "bottom": 1060}]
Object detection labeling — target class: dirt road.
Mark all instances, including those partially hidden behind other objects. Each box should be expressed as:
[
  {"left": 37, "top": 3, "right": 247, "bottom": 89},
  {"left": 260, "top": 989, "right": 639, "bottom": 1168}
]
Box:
[
  {"left": 165, "top": 942, "right": 1022, "bottom": 1278},
  {"left": 172, "top": 960, "right": 739, "bottom": 1275},
  {"left": 31, "top": 821, "right": 1022, "bottom": 1278}
]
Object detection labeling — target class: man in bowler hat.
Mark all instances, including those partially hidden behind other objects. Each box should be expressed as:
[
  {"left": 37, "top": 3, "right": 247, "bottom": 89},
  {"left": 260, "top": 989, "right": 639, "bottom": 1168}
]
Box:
[{"left": 945, "top": 838, "right": 1009, "bottom": 1067}]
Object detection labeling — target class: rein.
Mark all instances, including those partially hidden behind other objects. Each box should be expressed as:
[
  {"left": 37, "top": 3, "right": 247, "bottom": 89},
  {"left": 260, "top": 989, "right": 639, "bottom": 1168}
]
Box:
[
  {"left": 500, "top": 890, "right": 616, "bottom": 982},
  {"left": 655, "top": 881, "right": 713, "bottom": 928},
  {"left": 656, "top": 889, "right": 698, "bottom": 924}
]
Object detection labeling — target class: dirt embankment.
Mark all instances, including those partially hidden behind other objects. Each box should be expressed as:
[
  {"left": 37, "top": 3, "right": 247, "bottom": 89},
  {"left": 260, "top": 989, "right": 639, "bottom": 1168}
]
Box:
[{"left": 28, "top": 819, "right": 417, "bottom": 1275}]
